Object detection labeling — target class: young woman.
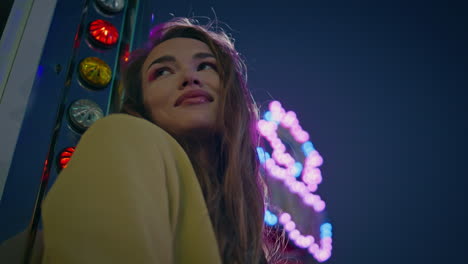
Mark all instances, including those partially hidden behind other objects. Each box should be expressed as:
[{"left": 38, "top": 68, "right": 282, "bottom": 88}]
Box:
[{"left": 38, "top": 18, "right": 276, "bottom": 263}]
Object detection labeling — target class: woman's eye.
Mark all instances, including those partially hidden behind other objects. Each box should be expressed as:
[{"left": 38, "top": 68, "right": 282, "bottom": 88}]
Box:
[
  {"left": 153, "top": 67, "right": 172, "bottom": 79},
  {"left": 198, "top": 62, "right": 217, "bottom": 72}
]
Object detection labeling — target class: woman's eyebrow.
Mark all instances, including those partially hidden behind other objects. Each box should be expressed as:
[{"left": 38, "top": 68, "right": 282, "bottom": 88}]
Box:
[
  {"left": 193, "top": 52, "right": 215, "bottom": 60},
  {"left": 146, "top": 53, "right": 215, "bottom": 72}
]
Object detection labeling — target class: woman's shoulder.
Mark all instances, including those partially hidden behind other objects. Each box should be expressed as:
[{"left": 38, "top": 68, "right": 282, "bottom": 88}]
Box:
[
  {"left": 88, "top": 113, "right": 163, "bottom": 135},
  {"left": 84, "top": 114, "right": 172, "bottom": 143},
  {"left": 78, "top": 113, "right": 184, "bottom": 156}
]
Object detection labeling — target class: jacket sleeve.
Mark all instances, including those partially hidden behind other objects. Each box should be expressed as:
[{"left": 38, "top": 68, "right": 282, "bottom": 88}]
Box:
[{"left": 41, "top": 114, "right": 176, "bottom": 264}]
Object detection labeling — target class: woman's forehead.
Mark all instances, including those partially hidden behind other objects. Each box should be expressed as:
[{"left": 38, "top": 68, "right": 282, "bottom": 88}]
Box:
[{"left": 145, "top": 38, "right": 213, "bottom": 63}]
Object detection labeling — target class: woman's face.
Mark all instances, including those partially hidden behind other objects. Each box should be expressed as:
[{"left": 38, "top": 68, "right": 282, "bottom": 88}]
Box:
[{"left": 141, "top": 37, "right": 221, "bottom": 136}]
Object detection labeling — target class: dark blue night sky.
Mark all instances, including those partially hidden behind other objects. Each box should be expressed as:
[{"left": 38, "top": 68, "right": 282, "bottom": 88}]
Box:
[
  {"left": 1, "top": 0, "right": 465, "bottom": 263},
  {"left": 151, "top": 1, "right": 467, "bottom": 263}
]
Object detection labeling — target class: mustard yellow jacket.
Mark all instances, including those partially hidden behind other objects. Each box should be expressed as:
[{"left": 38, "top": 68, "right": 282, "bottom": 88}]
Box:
[{"left": 1, "top": 114, "right": 222, "bottom": 264}]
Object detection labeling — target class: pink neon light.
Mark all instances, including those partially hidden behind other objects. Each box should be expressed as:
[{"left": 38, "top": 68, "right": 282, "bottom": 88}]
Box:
[
  {"left": 284, "top": 221, "right": 296, "bottom": 232},
  {"left": 289, "top": 230, "right": 300, "bottom": 240},
  {"left": 307, "top": 183, "right": 318, "bottom": 192},
  {"left": 303, "top": 168, "right": 322, "bottom": 185},
  {"left": 258, "top": 100, "right": 333, "bottom": 262},
  {"left": 280, "top": 212, "right": 332, "bottom": 262},
  {"left": 305, "top": 151, "right": 324, "bottom": 167},
  {"left": 279, "top": 213, "right": 291, "bottom": 224},
  {"left": 269, "top": 101, "right": 282, "bottom": 112},
  {"left": 281, "top": 111, "right": 297, "bottom": 128}
]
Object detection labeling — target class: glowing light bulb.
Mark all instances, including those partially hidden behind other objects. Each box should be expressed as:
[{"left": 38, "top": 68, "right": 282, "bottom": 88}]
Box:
[
  {"left": 68, "top": 99, "right": 104, "bottom": 132},
  {"left": 289, "top": 229, "right": 300, "bottom": 240},
  {"left": 279, "top": 213, "right": 291, "bottom": 224},
  {"left": 88, "top": 19, "right": 119, "bottom": 47},
  {"left": 95, "top": 0, "right": 125, "bottom": 13},
  {"left": 284, "top": 221, "right": 296, "bottom": 232},
  {"left": 58, "top": 147, "right": 75, "bottom": 170},
  {"left": 78, "top": 57, "right": 112, "bottom": 88},
  {"left": 269, "top": 101, "right": 282, "bottom": 112}
]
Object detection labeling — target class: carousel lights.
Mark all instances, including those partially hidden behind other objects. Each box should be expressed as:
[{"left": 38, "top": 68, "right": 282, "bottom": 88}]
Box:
[
  {"left": 257, "top": 102, "right": 327, "bottom": 212},
  {"left": 258, "top": 147, "right": 327, "bottom": 212},
  {"left": 95, "top": 0, "right": 125, "bottom": 13},
  {"left": 68, "top": 99, "right": 104, "bottom": 132},
  {"left": 258, "top": 100, "right": 333, "bottom": 262},
  {"left": 79, "top": 57, "right": 112, "bottom": 89},
  {"left": 276, "top": 211, "right": 333, "bottom": 262},
  {"left": 264, "top": 210, "right": 278, "bottom": 226},
  {"left": 88, "top": 19, "right": 119, "bottom": 47}
]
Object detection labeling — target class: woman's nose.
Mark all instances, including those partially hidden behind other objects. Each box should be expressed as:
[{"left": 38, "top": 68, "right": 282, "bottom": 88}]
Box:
[
  {"left": 181, "top": 69, "right": 201, "bottom": 88},
  {"left": 182, "top": 78, "right": 201, "bottom": 87}
]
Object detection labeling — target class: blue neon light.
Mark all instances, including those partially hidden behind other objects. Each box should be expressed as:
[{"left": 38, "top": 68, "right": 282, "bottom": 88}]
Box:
[
  {"left": 320, "top": 223, "right": 333, "bottom": 238},
  {"left": 256, "top": 147, "right": 271, "bottom": 164},
  {"left": 264, "top": 210, "right": 278, "bottom": 226},
  {"left": 293, "top": 162, "right": 303, "bottom": 178},
  {"left": 302, "top": 141, "right": 315, "bottom": 156}
]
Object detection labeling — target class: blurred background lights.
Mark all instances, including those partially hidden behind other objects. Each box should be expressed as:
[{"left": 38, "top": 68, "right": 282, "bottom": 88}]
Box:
[
  {"left": 276, "top": 211, "right": 333, "bottom": 262},
  {"left": 264, "top": 111, "right": 273, "bottom": 122},
  {"left": 256, "top": 147, "right": 270, "bottom": 164},
  {"left": 264, "top": 210, "right": 278, "bottom": 226},
  {"left": 258, "top": 100, "right": 333, "bottom": 262}
]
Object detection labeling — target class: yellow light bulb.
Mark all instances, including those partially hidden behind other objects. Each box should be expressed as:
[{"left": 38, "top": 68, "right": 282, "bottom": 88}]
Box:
[{"left": 78, "top": 57, "right": 112, "bottom": 88}]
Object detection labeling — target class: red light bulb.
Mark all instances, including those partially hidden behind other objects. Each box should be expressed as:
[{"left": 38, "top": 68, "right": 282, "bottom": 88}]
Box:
[
  {"left": 58, "top": 147, "right": 76, "bottom": 170},
  {"left": 89, "top": 19, "right": 119, "bottom": 47}
]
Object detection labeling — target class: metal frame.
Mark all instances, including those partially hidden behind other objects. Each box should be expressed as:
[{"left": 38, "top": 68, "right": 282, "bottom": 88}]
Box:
[
  {"left": 1, "top": 0, "right": 159, "bottom": 249},
  {"left": 0, "top": 0, "right": 57, "bottom": 199}
]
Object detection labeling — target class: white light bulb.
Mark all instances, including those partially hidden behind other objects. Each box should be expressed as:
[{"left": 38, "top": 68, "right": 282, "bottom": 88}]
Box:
[
  {"left": 69, "top": 99, "right": 104, "bottom": 132},
  {"left": 95, "top": 0, "right": 125, "bottom": 13}
]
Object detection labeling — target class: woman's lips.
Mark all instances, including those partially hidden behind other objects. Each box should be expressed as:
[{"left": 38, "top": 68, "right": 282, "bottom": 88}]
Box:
[
  {"left": 174, "top": 90, "right": 214, "bottom": 106},
  {"left": 178, "top": 96, "right": 211, "bottom": 106}
]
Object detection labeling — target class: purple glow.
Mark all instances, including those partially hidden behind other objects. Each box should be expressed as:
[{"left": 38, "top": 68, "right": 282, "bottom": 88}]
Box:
[
  {"left": 303, "top": 168, "right": 322, "bottom": 185},
  {"left": 269, "top": 100, "right": 282, "bottom": 112},
  {"left": 289, "top": 229, "right": 300, "bottom": 240},
  {"left": 281, "top": 111, "right": 297, "bottom": 128},
  {"left": 307, "top": 235, "right": 315, "bottom": 244},
  {"left": 303, "top": 193, "right": 317, "bottom": 205},
  {"left": 316, "top": 250, "right": 331, "bottom": 262},
  {"left": 284, "top": 221, "right": 296, "bottom": 232},
  {"left": 296, "top": 236, "right": 312, "bottom": 248},
  {"left": 308, "top": 243, "right": 319, "bottom": 254},
  {"left": 315, "top": 200, "right": 326, "bottom": 212},
  {"left": 278, "top": 212, "right": 333, "bottom": 262},
  {"left": 305, "top": 151, "right": 324, "bottom": 167},
  {"left": 279, "top": 213, "right": 291, "bottom": 224},
  {"left": 307, "top": 183, "right": 318, "bottom": 192}
]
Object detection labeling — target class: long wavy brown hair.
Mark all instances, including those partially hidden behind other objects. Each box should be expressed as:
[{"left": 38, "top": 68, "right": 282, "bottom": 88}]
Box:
[{"left": 119, "top": 18, "right": 274, "bottom": 263}]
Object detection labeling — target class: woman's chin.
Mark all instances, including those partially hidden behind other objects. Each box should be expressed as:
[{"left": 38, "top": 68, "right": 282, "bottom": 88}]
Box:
[{"left": 168, "top": 121, "right": 218, "bottom": 139}]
